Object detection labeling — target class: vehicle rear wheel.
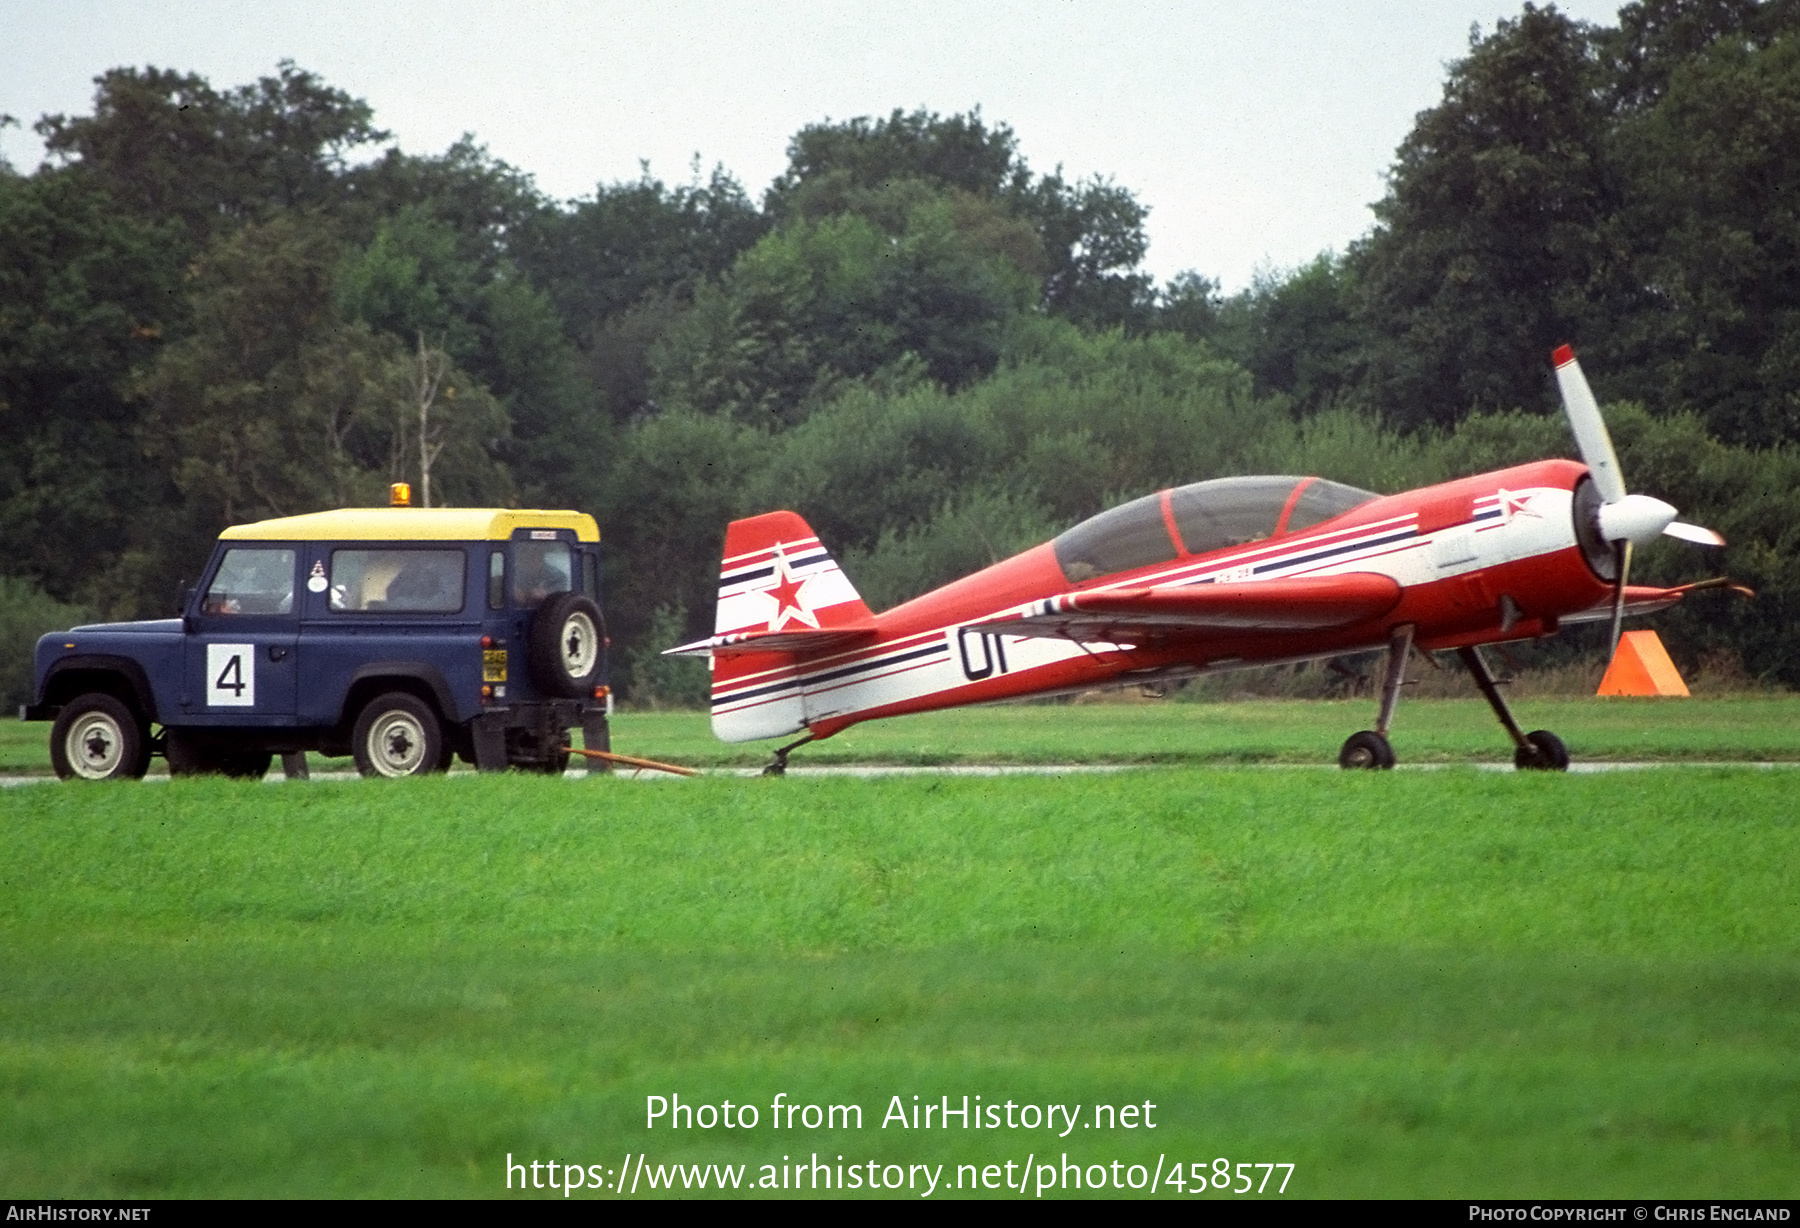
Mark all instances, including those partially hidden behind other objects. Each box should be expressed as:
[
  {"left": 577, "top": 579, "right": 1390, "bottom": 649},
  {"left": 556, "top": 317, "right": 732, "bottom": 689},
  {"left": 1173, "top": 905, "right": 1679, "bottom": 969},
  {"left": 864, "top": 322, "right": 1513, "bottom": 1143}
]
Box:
[
  {"left": 50, "top": 694, "right": 150, "bottom": 781},
  {"left": 529, "top": 593, "right": 605, "bottom": 698},
  {"left": 352, "top": 693, "right": 446, "bottom": 779}
]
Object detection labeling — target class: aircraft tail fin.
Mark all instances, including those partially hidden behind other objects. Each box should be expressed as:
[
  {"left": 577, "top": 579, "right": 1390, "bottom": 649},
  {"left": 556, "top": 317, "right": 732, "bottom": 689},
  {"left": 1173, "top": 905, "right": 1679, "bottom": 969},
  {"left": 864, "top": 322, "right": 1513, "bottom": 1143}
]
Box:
[{"left": 664, "top": 511, "right": 876, "bottom": 742}]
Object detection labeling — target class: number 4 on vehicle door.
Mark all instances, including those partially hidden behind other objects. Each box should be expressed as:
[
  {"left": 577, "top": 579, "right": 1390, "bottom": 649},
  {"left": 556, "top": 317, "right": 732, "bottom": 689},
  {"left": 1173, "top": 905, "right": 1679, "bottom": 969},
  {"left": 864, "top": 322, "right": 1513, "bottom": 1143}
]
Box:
[{"left": 207, "top": 643, "right": 256, "bottom": 707}]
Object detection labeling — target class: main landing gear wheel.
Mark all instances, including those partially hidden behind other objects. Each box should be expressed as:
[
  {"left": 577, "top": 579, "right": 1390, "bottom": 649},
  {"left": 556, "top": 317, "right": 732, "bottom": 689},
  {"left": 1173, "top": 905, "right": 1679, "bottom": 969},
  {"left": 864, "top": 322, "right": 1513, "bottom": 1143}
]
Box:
[
  {"left": 1338, "top": 730, "right": 1396, "bottom": 770},
  {"left": 1514, "top": 729, "right": 1570, "bottom": 772}
]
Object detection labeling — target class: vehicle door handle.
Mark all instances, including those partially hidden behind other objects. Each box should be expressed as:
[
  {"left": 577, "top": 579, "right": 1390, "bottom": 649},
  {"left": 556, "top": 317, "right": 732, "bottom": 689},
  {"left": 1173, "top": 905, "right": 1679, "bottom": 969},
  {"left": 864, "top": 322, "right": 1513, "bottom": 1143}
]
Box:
[{"left": 268, "top": 646, "right": 290, "bottom": 662}]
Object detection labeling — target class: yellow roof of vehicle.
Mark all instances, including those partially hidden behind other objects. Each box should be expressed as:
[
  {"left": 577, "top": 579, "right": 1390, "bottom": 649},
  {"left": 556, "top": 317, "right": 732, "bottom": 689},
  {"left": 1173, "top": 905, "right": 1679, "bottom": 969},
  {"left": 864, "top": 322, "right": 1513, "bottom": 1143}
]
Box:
[{"left": 219, "top": 508, "right": 600, "bottom": 543}]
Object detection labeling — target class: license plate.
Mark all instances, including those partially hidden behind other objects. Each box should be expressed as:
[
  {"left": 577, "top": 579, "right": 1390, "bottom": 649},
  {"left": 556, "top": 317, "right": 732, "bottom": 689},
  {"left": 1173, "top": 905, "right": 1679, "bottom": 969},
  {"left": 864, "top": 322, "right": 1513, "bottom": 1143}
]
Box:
[{"left": 482, "top": 649, "right": 508, "bottom": 682}]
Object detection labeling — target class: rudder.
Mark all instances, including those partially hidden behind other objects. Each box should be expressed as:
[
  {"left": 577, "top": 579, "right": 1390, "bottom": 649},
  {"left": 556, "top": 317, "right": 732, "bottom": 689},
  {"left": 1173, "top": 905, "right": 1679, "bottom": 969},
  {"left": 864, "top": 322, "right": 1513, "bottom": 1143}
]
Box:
[{"left": 695, "top": 511, "right": 875, "bottom": 742}]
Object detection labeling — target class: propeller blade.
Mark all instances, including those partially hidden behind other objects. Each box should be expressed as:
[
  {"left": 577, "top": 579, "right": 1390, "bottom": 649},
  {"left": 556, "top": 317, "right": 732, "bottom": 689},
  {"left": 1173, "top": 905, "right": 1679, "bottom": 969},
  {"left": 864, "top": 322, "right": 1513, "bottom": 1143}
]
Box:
[
  {"left": 1662, "top": 520, "right": 1727, "bottom": 547},
  {"left": 1608, "top": 539, "right": 1632, "bottom": 660},
  {"left": 1553, "top": 344, "right": 1627, "bottom": 504}
]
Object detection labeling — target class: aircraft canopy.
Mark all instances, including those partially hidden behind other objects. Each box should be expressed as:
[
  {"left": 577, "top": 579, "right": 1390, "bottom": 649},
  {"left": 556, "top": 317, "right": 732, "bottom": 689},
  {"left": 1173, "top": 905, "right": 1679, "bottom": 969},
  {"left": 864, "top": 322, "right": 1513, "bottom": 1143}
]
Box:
[{"left": 1053, "top": 475, "right": 1378, "bottom": 583}]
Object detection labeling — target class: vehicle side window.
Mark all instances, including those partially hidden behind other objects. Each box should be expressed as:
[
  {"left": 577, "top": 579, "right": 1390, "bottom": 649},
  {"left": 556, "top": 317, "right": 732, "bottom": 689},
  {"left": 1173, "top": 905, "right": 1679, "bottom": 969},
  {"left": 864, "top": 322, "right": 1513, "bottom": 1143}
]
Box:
[
  {"left": 203, "top": 548, "right": 296, "bottom": 615},
  {"left": 1053, "top": 492, "right": 1178, "bottom": 583},
  {"left": 329, "top": 549, "right": 465, "bottom": 613},
  {"left": 512, "top": 541, "right": 573, "bottom": 607},
  {"left": 488, "top": 551, "right": 506, "bottom": 610},
  {"left": 580, "top": 551, "right": 599, "bottom": 601}
]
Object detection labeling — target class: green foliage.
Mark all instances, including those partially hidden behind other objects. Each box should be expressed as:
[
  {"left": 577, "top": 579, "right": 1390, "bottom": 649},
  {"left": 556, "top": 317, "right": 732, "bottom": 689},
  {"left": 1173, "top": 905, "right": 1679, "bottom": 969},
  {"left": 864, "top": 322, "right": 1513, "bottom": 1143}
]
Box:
[
  {"left": 1352, "top": 3, "right": 1615, "bottom": 426},
  {"left": 0, "top": 168, "right": 182, "bottom": 606},
  {"left": 620, "top": 604, "right": 710, "bottom": 709},
  {"left": 1330, "top": 0, "right": 1800, "bottom": 440},
  {"left": 651, "top": 203, "right": 1038, "bottom": 425},
  {"left": 0, "top": 578, "right": 92, "bottom": 709},
  {"left": 766, "top": 108, "right": 1154, "bottom": 329},
  {"left": 36, "top": 62, "right": 385, "bottom": 247}
]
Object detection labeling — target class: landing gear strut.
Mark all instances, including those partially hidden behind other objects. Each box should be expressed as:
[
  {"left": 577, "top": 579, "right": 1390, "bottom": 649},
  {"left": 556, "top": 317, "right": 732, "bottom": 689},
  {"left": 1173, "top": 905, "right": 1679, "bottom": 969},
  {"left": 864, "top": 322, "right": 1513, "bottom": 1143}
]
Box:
[
  {"left": 762, "top": 734, "right": 815, "bottom": 777},
  {"left": 1455, "top": 645, "right": 1569, "bottom": 771},
  {"left": 1338, "top": 625, "right": 1411, "bottom": 770}
]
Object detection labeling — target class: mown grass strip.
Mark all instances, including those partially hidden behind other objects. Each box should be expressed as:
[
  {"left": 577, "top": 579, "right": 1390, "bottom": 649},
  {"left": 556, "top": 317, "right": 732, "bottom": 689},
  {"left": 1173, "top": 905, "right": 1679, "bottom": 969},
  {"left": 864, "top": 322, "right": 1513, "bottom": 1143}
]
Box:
[
  {"left": 2, "top": 769, "right": 1796, "bottom": 1197},
  {"left": 7, "top": 695, "right": 1800, "bottom": 777}
]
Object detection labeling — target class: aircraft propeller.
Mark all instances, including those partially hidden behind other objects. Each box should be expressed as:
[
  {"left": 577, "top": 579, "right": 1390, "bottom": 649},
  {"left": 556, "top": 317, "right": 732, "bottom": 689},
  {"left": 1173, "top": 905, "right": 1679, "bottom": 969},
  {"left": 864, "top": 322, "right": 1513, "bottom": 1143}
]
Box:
[{"left": 1551, "top": 344, "right": 1726, "bottom": 656}]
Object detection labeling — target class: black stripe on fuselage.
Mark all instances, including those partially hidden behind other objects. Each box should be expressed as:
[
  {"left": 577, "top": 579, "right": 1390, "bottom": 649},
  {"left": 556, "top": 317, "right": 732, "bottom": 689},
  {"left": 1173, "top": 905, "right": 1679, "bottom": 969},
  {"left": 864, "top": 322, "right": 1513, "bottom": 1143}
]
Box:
[
  {"left": 1248, "top": 508, "right": 1498, "bottom": 577},
  {"left": 713, "top": 640, "right": 948, "bottom": 708}
]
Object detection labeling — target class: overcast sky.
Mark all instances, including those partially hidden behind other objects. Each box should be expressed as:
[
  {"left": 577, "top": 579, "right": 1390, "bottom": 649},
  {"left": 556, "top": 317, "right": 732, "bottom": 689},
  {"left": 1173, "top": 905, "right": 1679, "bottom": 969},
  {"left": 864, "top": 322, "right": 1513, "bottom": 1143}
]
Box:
[{"left": 2, "top": 0, "right": 1627, "bottom": 291}]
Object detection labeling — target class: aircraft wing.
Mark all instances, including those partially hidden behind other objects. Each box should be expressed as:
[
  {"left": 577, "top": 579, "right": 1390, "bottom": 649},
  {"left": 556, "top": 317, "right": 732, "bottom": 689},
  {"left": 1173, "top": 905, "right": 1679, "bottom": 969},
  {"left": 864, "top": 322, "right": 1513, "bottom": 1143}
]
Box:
[{"left": 966, "top": 573, "right": 1403, "bottom": 643}]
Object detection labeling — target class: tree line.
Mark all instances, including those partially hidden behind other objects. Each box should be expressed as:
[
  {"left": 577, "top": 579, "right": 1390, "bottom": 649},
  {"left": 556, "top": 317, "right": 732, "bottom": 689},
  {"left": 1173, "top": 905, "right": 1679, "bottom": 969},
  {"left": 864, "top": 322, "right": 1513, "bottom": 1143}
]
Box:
[{"left": 3, "top": 0, "right": 1798, "bottom": 708}]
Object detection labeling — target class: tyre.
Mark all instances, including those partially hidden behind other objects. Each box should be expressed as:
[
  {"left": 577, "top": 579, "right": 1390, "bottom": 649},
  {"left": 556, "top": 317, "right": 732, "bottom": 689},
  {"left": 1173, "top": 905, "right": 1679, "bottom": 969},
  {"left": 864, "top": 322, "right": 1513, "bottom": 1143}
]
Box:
[
  {"left": 352, "top": 692, "right": 446, "bottom": 778},
  {"left": 165, "top": 730, "right": 272, "bottom": 779},
  {"left": 1338, "top": 729, "right": 1396, "bottom": 770},
  {"left": 529, "top": 593, "right": 604, "bottom": 698},
  {"left": 50, "top": 694, "right": 150, "bottom": 781},
  {"left": 1514, "top": 729, "right": 1570, "bottom": 772}
]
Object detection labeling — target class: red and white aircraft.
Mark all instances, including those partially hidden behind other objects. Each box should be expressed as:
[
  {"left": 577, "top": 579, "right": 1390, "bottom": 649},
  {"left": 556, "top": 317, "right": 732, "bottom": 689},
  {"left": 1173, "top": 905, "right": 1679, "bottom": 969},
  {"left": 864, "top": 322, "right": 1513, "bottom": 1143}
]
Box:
[{"left": 669, "top": 347, "right": 1738, "bottom": 772}]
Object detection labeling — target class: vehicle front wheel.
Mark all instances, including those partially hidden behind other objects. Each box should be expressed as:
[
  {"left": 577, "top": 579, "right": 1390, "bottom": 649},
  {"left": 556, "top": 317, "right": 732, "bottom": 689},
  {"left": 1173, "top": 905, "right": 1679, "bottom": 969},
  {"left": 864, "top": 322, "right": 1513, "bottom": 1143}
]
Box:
[
  {"left": 50, "top": 694, "right": 150, "bottom": 781},
  {"left": 352, "top": 693, "right": 446, "bottom": 779}
]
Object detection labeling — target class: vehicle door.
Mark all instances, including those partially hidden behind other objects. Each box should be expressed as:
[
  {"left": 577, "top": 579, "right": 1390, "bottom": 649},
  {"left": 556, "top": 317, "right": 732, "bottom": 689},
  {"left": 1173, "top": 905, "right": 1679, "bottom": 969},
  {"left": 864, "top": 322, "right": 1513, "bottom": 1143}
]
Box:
[
  {"left": 182, "top": 545, "right": 301, "bottom": 722},
  {"left": 296, "top": 544, "right": 478, "bottom": 725}
]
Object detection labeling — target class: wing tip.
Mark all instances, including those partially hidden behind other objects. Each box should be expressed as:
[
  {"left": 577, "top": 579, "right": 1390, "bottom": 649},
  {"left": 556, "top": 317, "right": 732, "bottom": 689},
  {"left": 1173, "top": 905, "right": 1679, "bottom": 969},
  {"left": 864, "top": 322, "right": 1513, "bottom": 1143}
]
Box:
[{"left": 1552, "top": 343, "right": 1575, "bottom": 367}]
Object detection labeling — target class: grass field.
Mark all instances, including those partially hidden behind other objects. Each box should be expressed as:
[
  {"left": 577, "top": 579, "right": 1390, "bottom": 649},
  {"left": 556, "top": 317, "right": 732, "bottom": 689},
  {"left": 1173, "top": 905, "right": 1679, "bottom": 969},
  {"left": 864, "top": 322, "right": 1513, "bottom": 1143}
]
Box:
[
  {"left": 6, "top": 693, "right": 1800, "bottom": 776},
  {"left": 2, "top": 764, "right": 1796, "bottom": 1198}
]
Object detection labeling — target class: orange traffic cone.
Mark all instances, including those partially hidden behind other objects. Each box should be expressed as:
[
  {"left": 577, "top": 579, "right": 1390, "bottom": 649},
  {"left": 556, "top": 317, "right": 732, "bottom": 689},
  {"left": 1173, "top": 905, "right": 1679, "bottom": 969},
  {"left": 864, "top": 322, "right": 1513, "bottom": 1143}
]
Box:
[{"left": 1597, "top": 630, "right": 1689, "bottom": 697}]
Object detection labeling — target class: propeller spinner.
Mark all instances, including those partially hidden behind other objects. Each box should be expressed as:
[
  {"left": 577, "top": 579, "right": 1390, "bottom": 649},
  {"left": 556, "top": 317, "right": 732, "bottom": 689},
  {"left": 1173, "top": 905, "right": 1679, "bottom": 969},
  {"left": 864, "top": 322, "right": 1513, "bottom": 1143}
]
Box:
[{"left": 1551, "top": 345, "right": 1725, "bottom": 655}]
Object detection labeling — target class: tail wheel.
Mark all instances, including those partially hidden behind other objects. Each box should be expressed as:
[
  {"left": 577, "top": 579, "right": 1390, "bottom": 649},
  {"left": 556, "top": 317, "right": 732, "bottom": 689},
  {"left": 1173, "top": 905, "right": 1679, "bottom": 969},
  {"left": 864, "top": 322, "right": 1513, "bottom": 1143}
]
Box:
[
  {"left": 1338, "top": 730, "right": 1396, "bottom": 770},
  {"left": 50, "top": 694, "right": 150, "bottom": 781},
  {"left": 1515, "top": 729, "right": 1570, "bottom": 772},
  {"left": 529, "top": 593, "right": 605, "bottom": 698},
  {"left": 352, "top": 692, "right": 446, "bottom": 779}
]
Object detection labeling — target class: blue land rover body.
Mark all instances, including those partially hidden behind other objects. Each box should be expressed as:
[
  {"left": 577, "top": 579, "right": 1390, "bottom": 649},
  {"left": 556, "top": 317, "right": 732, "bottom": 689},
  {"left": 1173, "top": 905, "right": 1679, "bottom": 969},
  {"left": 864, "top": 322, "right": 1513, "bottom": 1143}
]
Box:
[{"left": 26, "top": 507, "right": 612, "bottom": 780}]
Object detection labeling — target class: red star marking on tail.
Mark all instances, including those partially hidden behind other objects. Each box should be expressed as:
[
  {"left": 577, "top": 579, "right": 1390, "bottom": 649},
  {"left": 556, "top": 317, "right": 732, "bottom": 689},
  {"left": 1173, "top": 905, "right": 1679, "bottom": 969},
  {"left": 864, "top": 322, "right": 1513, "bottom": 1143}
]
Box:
[{"left": 764, "top": 548, "right": 819, "bottom": 630}]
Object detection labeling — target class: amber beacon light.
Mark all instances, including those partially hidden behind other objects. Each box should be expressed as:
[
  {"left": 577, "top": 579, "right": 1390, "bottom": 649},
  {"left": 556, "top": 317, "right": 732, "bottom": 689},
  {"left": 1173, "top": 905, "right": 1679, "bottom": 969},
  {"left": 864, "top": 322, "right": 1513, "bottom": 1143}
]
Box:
[{"left": 389, "top": 482, "right": 412, "bottom": 507}]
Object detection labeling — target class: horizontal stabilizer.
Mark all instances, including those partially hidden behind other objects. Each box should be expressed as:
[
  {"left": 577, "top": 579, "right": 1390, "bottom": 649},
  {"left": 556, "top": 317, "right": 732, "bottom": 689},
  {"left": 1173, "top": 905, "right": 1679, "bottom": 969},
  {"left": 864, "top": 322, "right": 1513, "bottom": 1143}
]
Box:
[
  {"left": 664, "top": 625, "right": 877, "bottom": 658},
  {"left": 967, "top": 573, "right": 1402, "bottom": 642}
]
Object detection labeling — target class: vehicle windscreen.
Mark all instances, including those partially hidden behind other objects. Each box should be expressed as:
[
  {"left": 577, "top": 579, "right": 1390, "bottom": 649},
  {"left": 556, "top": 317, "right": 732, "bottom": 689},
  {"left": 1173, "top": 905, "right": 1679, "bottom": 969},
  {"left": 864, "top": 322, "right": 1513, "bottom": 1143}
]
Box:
[{"left": 203, "top": 548, "right": 296, "bottom": 615}]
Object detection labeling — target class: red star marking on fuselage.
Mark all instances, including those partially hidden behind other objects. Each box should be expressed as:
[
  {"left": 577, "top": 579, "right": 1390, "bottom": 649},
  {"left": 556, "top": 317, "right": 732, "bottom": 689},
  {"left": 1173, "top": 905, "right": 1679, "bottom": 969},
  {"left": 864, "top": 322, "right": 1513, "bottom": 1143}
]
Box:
[
  {"left": 1497, "top": 489, "right": 1539, "bottom": 524},
  {"left": 763, "top": 548, "right": 820, "bottom": 631}
]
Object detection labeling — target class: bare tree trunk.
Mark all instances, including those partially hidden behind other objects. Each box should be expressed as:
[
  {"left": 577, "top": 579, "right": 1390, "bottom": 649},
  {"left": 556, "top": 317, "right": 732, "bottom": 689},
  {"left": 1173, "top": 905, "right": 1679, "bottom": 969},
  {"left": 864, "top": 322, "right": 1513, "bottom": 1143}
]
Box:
[{"left": 414, "top": 332, "right": 449, "bottom": 508}]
